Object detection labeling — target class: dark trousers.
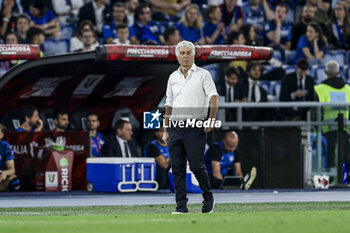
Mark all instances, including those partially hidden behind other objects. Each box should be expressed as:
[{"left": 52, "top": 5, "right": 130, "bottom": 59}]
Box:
[{"left": 168, "top": 126, "right": 213, "bottom": 208}]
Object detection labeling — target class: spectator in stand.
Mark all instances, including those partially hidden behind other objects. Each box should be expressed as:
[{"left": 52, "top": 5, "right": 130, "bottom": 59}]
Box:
[
  {"left": 73, "top": 29, "right": 97, "bottom": 52},
  {"left": 86, "top": 112, "right": 106, "bottom": 158},
  {"left": 26, "top": 0, "right": 60, "bottom": 38},
  {"left": 217, "top": 66, "right": 243, "bottom": 103},
  {"left": 0, "top": 124, "right": 20, "bottom": 192},
  {"left": 51, "top": 0, "right": 84, "bottom": 24},
  {"left": 17, "top": 105, "right": 43, "bottom": 132},
  {"left": 147, "top": 0, "right": 190, "bottom": 22},
  {"left": 78, "top": 0, "right": 111, "bottom": 37},
  {"left": 219, "top": 0, "right": 243, "bottom": 32},
  {"left": 240, "top": 23, "right": 260, "bottom": 46},
  {"left": 103, "top": 2, "right": 137, "bottom": 44},
  {"left": 101, "top": 119, "right": 141, "bottom": 157},
  {"left": 280, "top": 58, "right": 315, "bottom": 120},
  {"left": 242, "top": 0, "right": 274, "bottom": 43},
  {"left": 0, "top": 0, "right": 22, "bottom": 37},
  {"left": 296, "top": 0, "right": 329, "bottom": 25},
  {"left": 162, "top": 27, "right": 181, "bottom": 45},
  {"left": 114, "top": 23, "right": 131, "bottom": 45},
  {"left": 327, "top": 2, "right": 350, "bottom": 49},
  {"left": 227, "top": 30, "right": 247, "bottom": 74},
  {"left": 292, "top": 5, "right": 317, "bottom": 50},
  {"left": 26, "top": 26, "right": 45, "bottom": 52},
  {"left": 70, "top": 20, "right": 99, "bottom": 52},
  {"left": 131, "top": 4, "right": 163, "bottom": 44},
  {"left": 203, "top": 5, "right": 227, "bottom": 45},
  {"left": 176, "top": 4, "right": 205, "bottom": 45},
  {"left": 1, "top": 32, "right": 20, "bottom": 69},
  {"left": 125, "top": 0, "right": 138, "bottom": 27},
  {"left": 264, "top": 3, "right": 292, "bottom": 55},
  {"left": 294, "top": 22, "right": 326, "bottom": 65},
  {"left": 144, "top": 126, "right": 170, "bottom": 189},
  {"left": 204, "top": 131, "right": 257, "bottom": 189},
  {"left": 240, "top": 61, "right": 269, "bottom": 121},
  {"left": 16, "top": 13, "right": 30, "bottom": 43},
  {"left": 53, "top": 109, "right": 70, "bottom": 132}
]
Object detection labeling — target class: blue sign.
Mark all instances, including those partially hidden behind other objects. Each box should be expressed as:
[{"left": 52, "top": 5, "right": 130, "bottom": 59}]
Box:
[{"left": 143, "top": 110, "right": 161, "bottom": 129}]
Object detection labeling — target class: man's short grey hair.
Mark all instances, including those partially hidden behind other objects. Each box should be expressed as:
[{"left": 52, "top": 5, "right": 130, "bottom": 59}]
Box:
[
  {"left": 175, "top": 40, "right": 195, "bottom": 57},
  {"left": 325, "top": 60, "right": 340, "bottom": 77}
]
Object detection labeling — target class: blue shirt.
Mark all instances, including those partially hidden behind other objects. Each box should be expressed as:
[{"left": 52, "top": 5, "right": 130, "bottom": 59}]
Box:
[
  {"left": 103, "top": 21, "right": 136, "bottom": 41},
  {"left": 132, "top": 21, "right": 162, "bottom": 44},
  {"left": 242, "top": 4, "right": 265, "bottom": 29},
  {"left": 203, "top": 22, "right": 226, "bottom": 45},
  {"left": 294, "top": 35, "right": 326, "bottom": 64},
  {"left": 205, "top": 141, "right": 236, "bottom": 176},
  {"left": 91, "top": 132, "right": 105, "bottom": 157},
  {"left": 264, "top": 20, "right": 292, "bottom": 45},
  {"left": 16, "top": 127, "right": 34, "bottom": 132},
  {"left": 176, "top": 22, "right": 203, "bottom": 43},
  {"left": 144, "top": 140, "right": 170, "bottom": 159},
  {"left": 26, "top": 10, "right": 55, "bottom": 25},
  {"left": 0, "top": 140, "right": 14, "bottom": 168}
]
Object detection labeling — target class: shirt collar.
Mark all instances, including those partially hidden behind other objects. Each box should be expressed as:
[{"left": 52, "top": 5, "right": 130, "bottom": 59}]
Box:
[
  {"left": 116, "top": 135, "right": 126, "bottom": 144},
  {"left": 177, "top": 63, "right": 197, "bottom": 73},
  {"left": 92, "top": 1, "right": 105, "bottom": 11},
  {"left": 248, "top": 77, "right": 259, "bottom": 85}
]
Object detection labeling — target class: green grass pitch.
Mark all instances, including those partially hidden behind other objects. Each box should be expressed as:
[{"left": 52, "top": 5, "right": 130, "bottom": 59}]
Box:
[{"left": 0, "top": 202, "right": 350, "bottom": 233}]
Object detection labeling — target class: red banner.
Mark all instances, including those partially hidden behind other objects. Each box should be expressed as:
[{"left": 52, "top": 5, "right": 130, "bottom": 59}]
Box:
[
  {"left": 97, "top": 45, "right": 273, "bottom": 61},
  {"left": 0, "top": 44, "right": 41, "bottom": 60},
  {"left": 3, "top": 131, "right": 90, "bottom": 191}
]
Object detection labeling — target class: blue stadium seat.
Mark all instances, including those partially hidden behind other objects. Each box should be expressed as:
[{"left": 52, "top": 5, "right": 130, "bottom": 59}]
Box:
[
  {"left": 272, "top": 81, "right": 282, "bottom": 99},
  {"left": 284, "top": 50, "right": 296, "bottom": 65},
  {"left": 60, "top": 23, "right": 76, "bottom": 39},
  {"left": 272, "top": 50, "right": 282, "bottom": 63},
  {"left": 202, "top": 63, "right": 219, "bottom": 83},
  {"left": 323, "top": 50, "right": 347, "bottom": 66},
  {"left": 283, "top": 65, "right": 296, "bottom": 75},
  {"left": 44, "top": 39, "right": 70, "bottom": 55},
  {"left": 260, "top": 81, "right": 272, "bottom": 94}
]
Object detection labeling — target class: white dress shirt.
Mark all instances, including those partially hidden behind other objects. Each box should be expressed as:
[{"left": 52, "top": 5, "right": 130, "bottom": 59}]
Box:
[
  {"left": 116, "top": 136, "right": 131, "bottom": 158},
  {"left": 165, "top": 63, "right": 218, "bottom": 120},
  {"left": 93, "top": 0, "right": 105, "bottom": 33},
  {"left": 248, "top": 78, "right": 261, "bottom": 102},
  {"left": 291, "top": 74, "right": 306, "bottom": 100}
]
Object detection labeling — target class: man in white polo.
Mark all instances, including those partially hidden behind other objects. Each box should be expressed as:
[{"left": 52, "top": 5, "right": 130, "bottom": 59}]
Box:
[{"left": 163, "top": 40, "right": 219, "bottom": 214}]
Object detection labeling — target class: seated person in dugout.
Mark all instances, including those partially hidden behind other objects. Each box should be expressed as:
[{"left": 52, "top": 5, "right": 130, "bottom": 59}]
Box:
[
  {"left": 205, "top": 131, "right": 256, "bottom": 190},
  {"left": 144, "top": 126, "right": 170, "bottom": 189},
  {"left": 0, "top": 124, "right": 20, "bottom": 192}
]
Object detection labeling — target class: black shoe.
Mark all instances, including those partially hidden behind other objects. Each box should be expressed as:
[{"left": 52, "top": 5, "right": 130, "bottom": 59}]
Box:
[
  {"left": 171, "top": 207, "right": 189, "bottom": 214},
  {"left": 202, "top": 198, "right": 215, "bottom": 213}
]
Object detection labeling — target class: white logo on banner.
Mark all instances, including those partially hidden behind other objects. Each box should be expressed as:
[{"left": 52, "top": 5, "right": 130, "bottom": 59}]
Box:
[
  {"left": 45, "top": 171, "right": 58, "bottom": 188},
  {"left": 104, "top": 76, "right": 153, "bottom": 97},
  {"left": 73, "top": 75, "right": 105, "bottom": 97},
  {"left": 20, "top": 76, "right": 71, "bottom": 98}
]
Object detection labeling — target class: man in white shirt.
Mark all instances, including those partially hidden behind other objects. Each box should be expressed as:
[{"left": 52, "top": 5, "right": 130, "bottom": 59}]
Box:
[
  {"left": 163, "top": 40, "right": 219, "bottom": 214},
  {"left": 101, "top": 119, "right": 140, "bottom": 157}
]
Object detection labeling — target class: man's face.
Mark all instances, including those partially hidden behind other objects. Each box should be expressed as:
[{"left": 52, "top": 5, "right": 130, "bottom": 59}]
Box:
[
  {"left": 113, "top": 6, "right": 126, "bottom": 22},
  {"left": 177, "top": 46, "right": 194, "bottom": 69},
  {"left": 6, "top": 34, "right": 18, "bottom": 44},
  {"left": 116, "top": 28, "right": 129, "bottom": 41},
  {"left": 29, "top": 6, "right": 40, "bottom": 18},
  {"left": 302, "top": 6, "right": 315, "bottom": 22},
  {"left": 87, "top": 115, "right": 100, "bottom": 131},
  {"left": 126, "top": 0, "right": 138, "bottom": 11},
  {"left": 234, "top": 33, "right": 246, "bottom": 45},
  {"left": 248, "top": 65, "right": 262, "bottom": 81},
  {"left": 81, "top": 31, "right": 94, "bottom": 47},
  {"left": 0, "top": 129, "right": 3, "bottom": 140},
  {"left": 223, "top": 136, "right": 239, "bottom": 153},
  {"left": 28, "top": 110, "right": 40, "bottom": 128},
  {"left": 17, "top": 18, "right": 30, "bottom": 33},
  {"left": 139, "top": 7, "right": 152, "bottom": 23},
  {"left": 56, "top": 114, "right": 69, "bottom": 130},
  {"left": 275, "top": 6, "right": 287, "bottom": 22},
  {"left": 297, "top": 68, "right": 307, "bottom": 78},
  {"left": 155, "top": 128, "right": 168, "bottom": 145},
  {"left": 168, "top": 30, "right": 181, "bottom": 45},
  {"left": 225, "top": 73, "right": 238, "bottom": 87},
  {"left": 117, "top": 122, "right": 133, "bottom": 140}
]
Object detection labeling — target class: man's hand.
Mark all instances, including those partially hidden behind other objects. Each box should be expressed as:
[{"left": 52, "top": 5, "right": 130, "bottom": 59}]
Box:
[
  {"left": 204, "top": 118, "right": 215, "bottom": 133},
  {"left": 35, "top": 118, "right": 44, "bottom": 132},
  {"left": 292, "top": 89, "right": 307, "bottom": 98},
  {"left": 0, "top": 171, "right": 7, "bottom": 182},
  {"left": 162, "top": 129, "right": 169, "bottom": 144}
]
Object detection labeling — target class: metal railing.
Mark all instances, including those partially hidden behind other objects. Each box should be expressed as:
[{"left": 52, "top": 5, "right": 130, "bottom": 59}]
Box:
[{"left": 217, "top": 100, "right": 350, "bottom": 185}]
